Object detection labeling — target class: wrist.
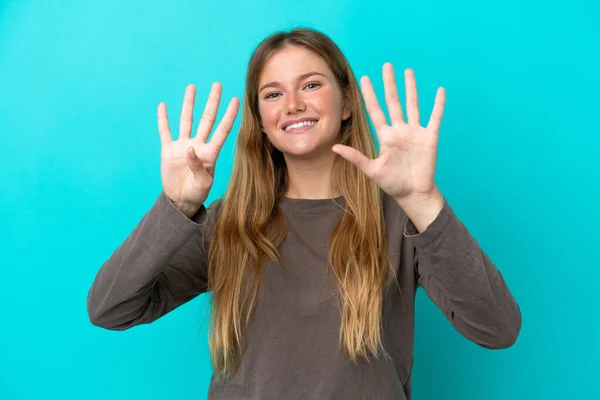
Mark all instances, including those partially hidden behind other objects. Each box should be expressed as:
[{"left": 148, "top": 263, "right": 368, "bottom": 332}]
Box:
[
  {"left": 394, "top": 187, "right": 445, "bottom": 233},
  {"left": 178, "top": 204, "right": 201, "bottom": 219},
  {"left": 168, "top": 197, "right": 202, "bottom": 219}
]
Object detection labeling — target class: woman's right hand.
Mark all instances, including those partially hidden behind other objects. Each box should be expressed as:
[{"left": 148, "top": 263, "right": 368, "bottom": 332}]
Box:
[{"left": 157, "top": 83, "right": 239, "bottom": 218}]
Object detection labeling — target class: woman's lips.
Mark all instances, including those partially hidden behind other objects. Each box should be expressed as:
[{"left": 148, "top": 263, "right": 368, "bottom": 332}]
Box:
[{"left": 283, "top": 120, "right": 318, "bottom": 134}]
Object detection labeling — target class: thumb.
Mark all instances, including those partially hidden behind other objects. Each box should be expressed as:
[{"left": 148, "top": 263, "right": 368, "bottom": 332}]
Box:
[
  {"left": 186, "top": 147, "right": 206, "bottom": 175},
  {"left": 332, "top": 144, "right": 372, "bottom": 175}
]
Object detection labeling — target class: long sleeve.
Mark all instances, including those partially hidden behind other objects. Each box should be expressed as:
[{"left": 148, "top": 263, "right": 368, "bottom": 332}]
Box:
[
  {"left": 87, "top": 191, "right": 218, "bottom": 330},
  {"left": 405, "top": 199, "right": 522, "bottom": 349}
]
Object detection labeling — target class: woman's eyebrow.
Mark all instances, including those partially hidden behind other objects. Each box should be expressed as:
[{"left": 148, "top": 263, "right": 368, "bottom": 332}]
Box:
[{"left": 259, "top": 71, "right": 327, "bottom": 93}]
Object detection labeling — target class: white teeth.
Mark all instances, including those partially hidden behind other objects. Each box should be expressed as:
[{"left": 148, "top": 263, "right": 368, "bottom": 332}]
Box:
[{"left": 284, "top": 120, "right": 317, "bottom": 131}]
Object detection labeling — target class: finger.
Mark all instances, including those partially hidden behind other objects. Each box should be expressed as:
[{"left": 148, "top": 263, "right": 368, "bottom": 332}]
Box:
[
  {"left": 209, "top": 96, "right": 240, "bottom": 153},
  {"left": 195, "top": 82, "right": 223, "bottom": 143},
  {"left": 360, "top": 76, "right": 388, "bottom": 132},
  {"left": 331, "top": 144, "right": 373, "bottom": 177},
  {"left": 187, "top": 146, "right": 207, "bottom": 175},
  {"left": 427, "top": 87, "right": 446, "bottom": 134},
  {"left": 404, "top": 68, "right": 420, "bottom": 128},
  {"left": 179, "top": 84, "right": 196, "bottom": 140},
  {"left": 157, "top": 102, "right": 172, "bottom": 147},
  {"left": 382, "top": 63, "right": 404, "bottom": 125}
]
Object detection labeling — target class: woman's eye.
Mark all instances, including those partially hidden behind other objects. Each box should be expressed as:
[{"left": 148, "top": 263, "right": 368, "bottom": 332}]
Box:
[
  {"left": 263, "top": 83, "right": 319, "bottom": 100},
  {"left": 304, "top": 82, "right": 320, "bottom": 90}
]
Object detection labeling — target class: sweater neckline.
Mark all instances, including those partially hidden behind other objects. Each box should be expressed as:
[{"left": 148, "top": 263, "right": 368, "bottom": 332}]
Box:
[{"left": 279, "top": 195, "right": 346, "bottom": 214}]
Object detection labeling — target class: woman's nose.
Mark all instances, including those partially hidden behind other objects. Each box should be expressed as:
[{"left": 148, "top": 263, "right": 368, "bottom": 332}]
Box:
[{"left": 285, "top": 92, "right": 306, "bottom": 114}]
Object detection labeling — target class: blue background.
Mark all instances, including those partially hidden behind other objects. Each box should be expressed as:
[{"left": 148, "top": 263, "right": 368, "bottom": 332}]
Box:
[{"left": 1, "top": 0, "right": 598, "bottom": 399}]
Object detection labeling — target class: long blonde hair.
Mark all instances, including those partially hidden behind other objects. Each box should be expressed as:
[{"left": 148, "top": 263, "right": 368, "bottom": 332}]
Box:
[{"left": 207, "top": 27, "right": 391, "bottom": 379}]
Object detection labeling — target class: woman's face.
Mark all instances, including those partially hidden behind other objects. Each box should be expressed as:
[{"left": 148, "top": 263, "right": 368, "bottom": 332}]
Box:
[{"left": 257, "top": 45, "right": 349, "bottom": 159}]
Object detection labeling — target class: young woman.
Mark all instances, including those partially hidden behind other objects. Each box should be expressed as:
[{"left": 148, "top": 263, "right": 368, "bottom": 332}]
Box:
[{"left": 87, "top": 28, "right": 521, "bottom": 399}]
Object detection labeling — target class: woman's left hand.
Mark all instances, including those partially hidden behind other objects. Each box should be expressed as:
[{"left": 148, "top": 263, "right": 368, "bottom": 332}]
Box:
[{"left": 332, "top": 63, "right": 446, "bottom": 203}]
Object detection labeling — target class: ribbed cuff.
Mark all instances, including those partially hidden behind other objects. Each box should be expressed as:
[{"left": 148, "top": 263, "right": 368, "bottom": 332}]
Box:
[
  {"left": 403, "top": 198, "right": 455, "bottom": 248},
  {"left": 156, "top": 191, "right": 209, "bottom": 231}
]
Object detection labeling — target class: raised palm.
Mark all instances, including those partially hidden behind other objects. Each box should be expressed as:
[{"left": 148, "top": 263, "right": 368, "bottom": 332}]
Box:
[
  {"left": 332, "top": 64, "right": 446, "bottom": 201},
  {"left": 158, "top": 83, "right": 239, "bottom": 216}
]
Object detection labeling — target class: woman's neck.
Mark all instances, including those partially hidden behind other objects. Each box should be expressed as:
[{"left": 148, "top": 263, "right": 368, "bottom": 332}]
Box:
[{"left": 284, "top": 154, "right": 340, "bottom": 199}]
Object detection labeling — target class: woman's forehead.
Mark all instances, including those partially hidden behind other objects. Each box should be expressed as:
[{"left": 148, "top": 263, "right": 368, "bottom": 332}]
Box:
[{"left": 258, "top": 46, "right": 333, "bottom": 85}]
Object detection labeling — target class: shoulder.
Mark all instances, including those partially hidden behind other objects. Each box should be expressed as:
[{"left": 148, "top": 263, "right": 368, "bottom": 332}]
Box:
[{"left": 202, "top": 197, "right": 224, "bottom": 229}]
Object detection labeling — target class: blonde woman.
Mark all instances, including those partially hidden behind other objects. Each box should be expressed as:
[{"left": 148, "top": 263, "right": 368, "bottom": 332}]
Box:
[{"left": 87, "top": 28, "right": 521, "bottom": 400}]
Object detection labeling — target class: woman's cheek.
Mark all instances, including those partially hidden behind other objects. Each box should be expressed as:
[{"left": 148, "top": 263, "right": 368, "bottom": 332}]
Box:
[{"left": 259, "top": 105, "right": 279, "bottom": 133}]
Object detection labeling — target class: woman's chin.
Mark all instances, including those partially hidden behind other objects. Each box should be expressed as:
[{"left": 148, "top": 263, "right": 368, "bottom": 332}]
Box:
[
  {"left": 273, "top": 135, "right": 339, "bottom": 160},
  {"left": 281, "top": 144, "right": 333, "bottom": 160},
  {"left": 283, "top": 149, "right": 317, "bottom": 159}
]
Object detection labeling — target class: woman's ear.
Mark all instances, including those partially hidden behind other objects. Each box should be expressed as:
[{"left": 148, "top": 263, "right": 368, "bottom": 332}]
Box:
[{"left": 342, "top": 87, "right": 352, "bottom": 121}]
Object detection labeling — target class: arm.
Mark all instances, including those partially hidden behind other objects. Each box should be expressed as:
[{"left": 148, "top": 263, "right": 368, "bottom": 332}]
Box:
[
  {"left": 401, "top": 195, "right": 522, "bottom": 349},
  {"left": 87, "top": 191, "right": 217, "bottom": 330}
]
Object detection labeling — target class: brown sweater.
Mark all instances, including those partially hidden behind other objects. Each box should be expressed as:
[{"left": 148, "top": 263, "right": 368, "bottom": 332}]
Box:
[{"left": 87, "top": 191, "right": 521, "bottom": 400}]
